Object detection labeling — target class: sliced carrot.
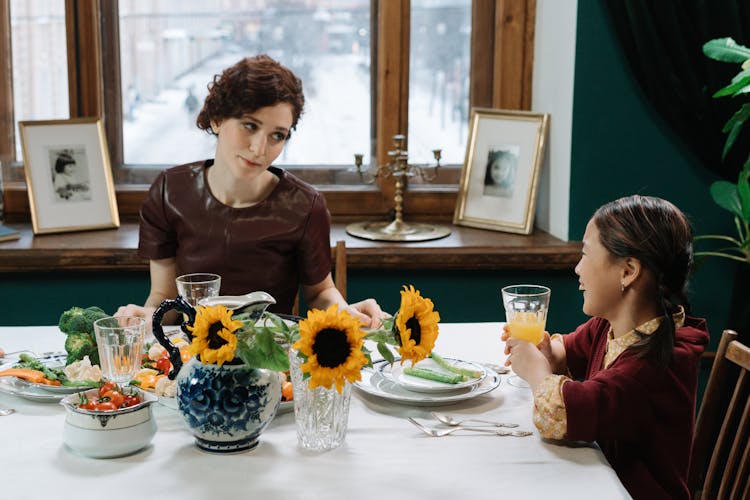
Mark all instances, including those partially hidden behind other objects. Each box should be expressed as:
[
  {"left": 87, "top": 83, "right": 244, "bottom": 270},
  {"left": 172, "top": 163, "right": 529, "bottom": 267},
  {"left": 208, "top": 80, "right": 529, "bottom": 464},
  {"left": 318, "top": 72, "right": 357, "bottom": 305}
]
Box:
[{"left": 0, "top": 367, "right": 61, "bottom": 385}]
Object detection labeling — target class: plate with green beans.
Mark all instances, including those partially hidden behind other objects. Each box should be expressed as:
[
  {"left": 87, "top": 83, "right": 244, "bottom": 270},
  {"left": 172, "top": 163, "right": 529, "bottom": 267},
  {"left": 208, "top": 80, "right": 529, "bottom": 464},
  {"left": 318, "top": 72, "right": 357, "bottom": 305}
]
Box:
[
  {"left": 355, "top": 360, "right": 501, "bottom": 406},
  {"left": 386, "top": 354, "right": 487, "bottom": 393}
]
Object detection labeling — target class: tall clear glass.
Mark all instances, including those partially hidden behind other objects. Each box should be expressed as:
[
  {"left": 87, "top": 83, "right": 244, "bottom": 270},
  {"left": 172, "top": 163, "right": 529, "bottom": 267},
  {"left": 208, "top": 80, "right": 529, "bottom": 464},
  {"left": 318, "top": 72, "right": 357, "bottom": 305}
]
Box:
[
  {"left": 501, "top": 284, "right": 551, "bottom": 388},
  {"left": 94, "top": 316, "right": 146, "bottom": 385}
]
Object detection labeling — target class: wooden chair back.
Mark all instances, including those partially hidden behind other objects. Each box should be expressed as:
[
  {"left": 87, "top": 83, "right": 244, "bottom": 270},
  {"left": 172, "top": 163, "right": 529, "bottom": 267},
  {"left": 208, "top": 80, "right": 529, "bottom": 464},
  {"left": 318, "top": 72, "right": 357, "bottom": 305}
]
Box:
[
  {"left": 689, "top": 329, "right": 750, "bottom": 500},
  {"left": 292, "top": 240, "right": 347, "bottom": 316}
]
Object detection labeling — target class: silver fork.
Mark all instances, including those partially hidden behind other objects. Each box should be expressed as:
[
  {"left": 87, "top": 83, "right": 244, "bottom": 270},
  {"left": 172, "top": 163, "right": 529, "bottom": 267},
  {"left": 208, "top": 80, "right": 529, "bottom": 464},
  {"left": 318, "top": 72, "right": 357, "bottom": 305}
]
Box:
[{"left": 407, "top": 417, "right": 532, "bottom": 437}]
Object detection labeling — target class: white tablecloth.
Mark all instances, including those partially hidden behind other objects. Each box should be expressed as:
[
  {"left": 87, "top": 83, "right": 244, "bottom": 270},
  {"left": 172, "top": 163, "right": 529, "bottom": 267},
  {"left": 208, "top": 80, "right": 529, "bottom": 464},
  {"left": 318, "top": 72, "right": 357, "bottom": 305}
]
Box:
[{"left": 0, "top": 323, "right": 630, "bottom": 500}]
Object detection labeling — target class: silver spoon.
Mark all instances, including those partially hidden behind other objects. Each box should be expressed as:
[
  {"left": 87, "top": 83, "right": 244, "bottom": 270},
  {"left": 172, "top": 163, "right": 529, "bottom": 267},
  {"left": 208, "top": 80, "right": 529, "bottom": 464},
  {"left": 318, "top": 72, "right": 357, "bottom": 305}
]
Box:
[
  {"left": 0, "top": 406, "right": 15, "bottom": 416},
  {"left": 430, "top": 411, "right": 519, "bottom": 428},
  {"left": 407, "top": 417, "right": 531, "bottom": 437}
]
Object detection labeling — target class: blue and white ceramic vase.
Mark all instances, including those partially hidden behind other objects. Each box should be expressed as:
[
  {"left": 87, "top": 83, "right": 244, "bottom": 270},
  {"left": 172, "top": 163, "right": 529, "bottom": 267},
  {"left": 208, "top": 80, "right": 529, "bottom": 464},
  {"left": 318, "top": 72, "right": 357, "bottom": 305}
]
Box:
[
  {"left": 150, "top": 294, "right": 281, "bottom": 454},
  {"left": 175, "top": 357, "right": 281, "bottom": 453}
]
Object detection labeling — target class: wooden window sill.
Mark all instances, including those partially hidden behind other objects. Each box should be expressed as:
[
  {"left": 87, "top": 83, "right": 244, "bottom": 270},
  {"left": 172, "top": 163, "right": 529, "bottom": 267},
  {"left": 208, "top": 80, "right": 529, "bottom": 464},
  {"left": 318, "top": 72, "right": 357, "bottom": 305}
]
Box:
[{"left": 0, "top": 222, "right": 581, "bottom": 272}]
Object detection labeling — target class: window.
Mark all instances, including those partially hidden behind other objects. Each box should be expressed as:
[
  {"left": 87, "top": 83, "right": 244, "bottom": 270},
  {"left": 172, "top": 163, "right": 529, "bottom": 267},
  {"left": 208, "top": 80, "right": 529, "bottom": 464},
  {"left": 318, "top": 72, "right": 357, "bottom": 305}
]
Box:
[
  {"left": 10, "top": 0, "right": 69, "bottom": 159},
  {"left": 119, "top": 0, "right": 372, "bottom": 166},
  {"left": 408, "top": 0, "right": 471, "bottom": 165},
  {"left": 0, "top": 0, "right": 535, "bottom": 222}
]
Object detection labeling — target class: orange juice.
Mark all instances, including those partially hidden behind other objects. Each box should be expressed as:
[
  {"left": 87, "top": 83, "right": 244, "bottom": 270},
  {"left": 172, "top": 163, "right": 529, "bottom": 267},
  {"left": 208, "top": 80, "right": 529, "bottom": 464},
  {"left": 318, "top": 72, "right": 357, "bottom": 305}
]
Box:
[{"left": 508, "top": 311, "right": 545, "bottom": 344}]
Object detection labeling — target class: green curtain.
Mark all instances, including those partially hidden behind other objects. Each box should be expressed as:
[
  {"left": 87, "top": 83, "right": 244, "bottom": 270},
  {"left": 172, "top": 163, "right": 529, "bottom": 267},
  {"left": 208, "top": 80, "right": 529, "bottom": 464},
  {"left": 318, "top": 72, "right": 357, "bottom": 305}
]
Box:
[{"left": 604, "top": 0, "right": 750, "bottom": 180}]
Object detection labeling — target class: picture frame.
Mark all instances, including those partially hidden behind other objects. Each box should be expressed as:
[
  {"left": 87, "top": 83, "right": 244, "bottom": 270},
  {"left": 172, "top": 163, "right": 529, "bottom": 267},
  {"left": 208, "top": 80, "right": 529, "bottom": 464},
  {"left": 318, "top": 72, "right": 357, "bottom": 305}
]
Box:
[
  {"left": 19, "top": 118, "right": 120, "bottom": 234},
  {"left": 453, "top": 108, "right": 549, "bottom": 235}
]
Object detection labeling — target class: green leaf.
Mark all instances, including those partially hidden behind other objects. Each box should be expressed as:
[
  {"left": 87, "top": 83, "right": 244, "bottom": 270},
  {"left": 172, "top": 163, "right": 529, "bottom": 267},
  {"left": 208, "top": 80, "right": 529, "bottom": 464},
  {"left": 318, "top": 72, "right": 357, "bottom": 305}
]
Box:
[
  {"left": 362, "top": 349, "right": 373, "bottom": 368},
  {"left": 710, "top": 180, "right": 742, "bottom": 217},
  {"left": 738, "top": 162, "right": 750, "bottom": 221},
  {"left": 703, "top": 38, "right": 750, "bottom": 63},
  {"left": 376, "top": 341, "right": 394, "bottom": 364},
  {"left": 713, "top": 71, "right": 750, "bottom": 97},
  {"left": 236, "top": 328, "right": 290, "bottom": 372},
  {"left": 721, "top": 103, "right": 750, "bottom": 133},
  {"left": 722, "top": 121, "right": 744, "bottom": 161}
]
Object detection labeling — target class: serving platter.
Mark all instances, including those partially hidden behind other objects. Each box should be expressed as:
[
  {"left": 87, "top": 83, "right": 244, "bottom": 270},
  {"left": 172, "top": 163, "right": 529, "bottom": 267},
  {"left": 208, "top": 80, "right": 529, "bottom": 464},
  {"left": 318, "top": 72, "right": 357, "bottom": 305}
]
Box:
[{"left": 355, "top": 360, "right": 501, "bottom": 406}]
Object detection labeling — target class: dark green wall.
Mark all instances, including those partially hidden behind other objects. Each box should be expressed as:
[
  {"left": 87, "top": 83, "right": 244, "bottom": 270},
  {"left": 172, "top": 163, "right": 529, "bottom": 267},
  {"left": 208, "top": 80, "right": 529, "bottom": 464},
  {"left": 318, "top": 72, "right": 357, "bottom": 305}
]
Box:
[
  {"left": 0, "top": 269, "right": 587, "bottom": 334},
  {"left": 0, "top": 2, "right": 739, "bottom": 353},
  {"left": 572, "top": 1, "right": 739, "bottom": 351}
]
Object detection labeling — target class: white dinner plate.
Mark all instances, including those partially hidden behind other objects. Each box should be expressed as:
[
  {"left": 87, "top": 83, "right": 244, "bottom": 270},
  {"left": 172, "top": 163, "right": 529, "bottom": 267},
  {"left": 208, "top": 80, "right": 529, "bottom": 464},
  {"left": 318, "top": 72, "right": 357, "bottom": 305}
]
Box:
[
  {"left": 386, "top": 357, "right": 487, "bottom": 393},
  {"left": 0, "top": 352, "right": 94, "bottom": 396},
  {"left": 0, "top": 377, "right": 67, "bottom": 402},
  {"left": 355, "top": 360, "right": 502, "bottom": 406}
]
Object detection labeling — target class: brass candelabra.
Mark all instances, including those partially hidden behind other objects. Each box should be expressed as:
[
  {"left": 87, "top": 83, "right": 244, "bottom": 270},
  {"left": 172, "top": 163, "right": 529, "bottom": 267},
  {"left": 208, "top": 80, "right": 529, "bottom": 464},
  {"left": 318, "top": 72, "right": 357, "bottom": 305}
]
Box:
[{"left": 345, "top": 134, "right": 451, "bottom": 242}]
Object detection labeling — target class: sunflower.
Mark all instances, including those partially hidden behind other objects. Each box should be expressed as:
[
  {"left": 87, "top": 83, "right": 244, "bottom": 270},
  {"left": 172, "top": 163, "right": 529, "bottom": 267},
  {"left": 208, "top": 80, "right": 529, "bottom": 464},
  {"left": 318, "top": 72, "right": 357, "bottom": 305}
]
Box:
[
  {"left": 395, "top": 285, "right": 440, "bottom": 365},
  {"left": 187, "top": 305, "right": 244, "bottom": 365},
  {"left": 292, "top": 304, "right": 367, "bottom": 393}
]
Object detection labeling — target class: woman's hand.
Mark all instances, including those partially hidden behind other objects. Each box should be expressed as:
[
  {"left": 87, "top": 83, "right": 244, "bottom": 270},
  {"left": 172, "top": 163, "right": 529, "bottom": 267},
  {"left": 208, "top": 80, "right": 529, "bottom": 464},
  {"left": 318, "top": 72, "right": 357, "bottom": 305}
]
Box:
[
  {"left": 114, "top": 304, "right": 156, "bottom": 333},
  {"left": 345, "top": 298, "right": 390, "bottom": 329}
]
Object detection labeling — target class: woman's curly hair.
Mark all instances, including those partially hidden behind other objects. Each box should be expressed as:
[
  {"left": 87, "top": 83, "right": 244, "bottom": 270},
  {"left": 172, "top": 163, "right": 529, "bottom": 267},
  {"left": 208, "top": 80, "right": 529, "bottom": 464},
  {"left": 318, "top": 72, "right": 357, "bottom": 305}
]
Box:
[{"left": 196, "top": 55, "right": 304, "bottom": 138}]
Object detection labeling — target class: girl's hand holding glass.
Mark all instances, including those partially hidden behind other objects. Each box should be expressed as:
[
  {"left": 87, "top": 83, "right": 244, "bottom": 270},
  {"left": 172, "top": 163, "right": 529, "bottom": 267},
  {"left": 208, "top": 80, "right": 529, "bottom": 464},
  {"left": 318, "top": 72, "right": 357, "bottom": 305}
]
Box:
[{"left": 504, "top": 336, "right": 552, "bottom": 391}]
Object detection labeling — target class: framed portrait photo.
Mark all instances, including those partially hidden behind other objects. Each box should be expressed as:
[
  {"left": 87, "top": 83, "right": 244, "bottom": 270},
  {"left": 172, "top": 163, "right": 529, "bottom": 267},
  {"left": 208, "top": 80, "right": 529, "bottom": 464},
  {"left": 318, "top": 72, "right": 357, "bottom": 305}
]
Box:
[
  {"left": 19, "top": 118, "right": 120, "bottom": 234},
  {"left": 453, "top": 108, "right": 549, "bottom": 235}
]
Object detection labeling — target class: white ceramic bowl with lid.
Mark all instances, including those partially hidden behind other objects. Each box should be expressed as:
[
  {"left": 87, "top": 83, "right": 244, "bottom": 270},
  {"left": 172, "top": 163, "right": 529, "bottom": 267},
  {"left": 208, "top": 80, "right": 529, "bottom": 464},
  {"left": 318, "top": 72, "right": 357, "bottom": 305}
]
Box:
[{"left": 60, "top": 387, "right": 158, "bottom": 458}]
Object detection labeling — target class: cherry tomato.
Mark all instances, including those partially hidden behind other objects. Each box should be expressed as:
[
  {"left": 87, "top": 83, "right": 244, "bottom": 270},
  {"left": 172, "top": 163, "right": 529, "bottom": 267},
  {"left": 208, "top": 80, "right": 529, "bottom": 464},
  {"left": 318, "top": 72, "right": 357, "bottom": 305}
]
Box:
[
  {"left": 122, "top": 395, "right": 140, "bottom": 408},
  {"left": 99, "top": 381, "right": 116, "bottom": 396},
  {"left": 155, "top": 356, "right": 172, "bottom": 375},
  {"left": 94, "top": 401, "right": 117, "bottom": 411},
  {"left": 78, "top": 400, "right": 97, "bottom": 410},
  {"left": 101, "top": 390, "right": 125, "bottom": 408}
]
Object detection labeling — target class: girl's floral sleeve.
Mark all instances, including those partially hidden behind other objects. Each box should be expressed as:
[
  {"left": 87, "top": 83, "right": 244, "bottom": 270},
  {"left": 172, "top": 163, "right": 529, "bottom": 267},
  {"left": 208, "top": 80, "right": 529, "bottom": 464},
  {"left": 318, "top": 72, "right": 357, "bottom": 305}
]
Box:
[{"left": 532, "top": 374, "right": 570, "bottom": 439}]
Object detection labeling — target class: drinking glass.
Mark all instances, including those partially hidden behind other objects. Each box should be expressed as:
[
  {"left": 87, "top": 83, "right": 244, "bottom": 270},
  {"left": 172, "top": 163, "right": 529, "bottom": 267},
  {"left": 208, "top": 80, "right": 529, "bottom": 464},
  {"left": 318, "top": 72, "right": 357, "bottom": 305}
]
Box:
[
  {"left": 176, "top": 273, "right": 221, "bottom": 307},
  {"left": 94, "top": 316, "right": 147, "bottom": 385},
  {"left": 501, "top": 284, "right": 551, "bottom": 388}
]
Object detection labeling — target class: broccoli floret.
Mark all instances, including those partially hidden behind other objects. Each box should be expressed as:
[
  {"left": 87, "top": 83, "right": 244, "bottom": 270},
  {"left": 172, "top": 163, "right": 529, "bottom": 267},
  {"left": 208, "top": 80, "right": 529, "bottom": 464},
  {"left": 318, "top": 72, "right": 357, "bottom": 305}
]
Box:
[
  {"left": 58, "top": 306, "right": 108, "bottom": 335},
  {"left": 64, "top": 331, "right": 100, "bottom": 365}
]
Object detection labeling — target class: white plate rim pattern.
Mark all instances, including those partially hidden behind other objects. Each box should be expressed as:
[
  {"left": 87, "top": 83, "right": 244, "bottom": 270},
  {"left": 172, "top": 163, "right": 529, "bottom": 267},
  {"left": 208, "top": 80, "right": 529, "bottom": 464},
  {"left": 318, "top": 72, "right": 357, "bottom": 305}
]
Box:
[{"left": 354, "top": 360, "right": 502, "bottom": 406}]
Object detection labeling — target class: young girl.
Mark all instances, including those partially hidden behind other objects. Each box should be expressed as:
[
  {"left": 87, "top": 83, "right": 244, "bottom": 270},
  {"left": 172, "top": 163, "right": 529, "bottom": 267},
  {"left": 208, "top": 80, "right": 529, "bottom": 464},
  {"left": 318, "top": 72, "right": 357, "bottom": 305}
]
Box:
[
  {"left": 115, "top": 55, "right": 384, "bottom": 328},
  {"left": 504, "top": 195, "right": 709, "bottom": 499}
]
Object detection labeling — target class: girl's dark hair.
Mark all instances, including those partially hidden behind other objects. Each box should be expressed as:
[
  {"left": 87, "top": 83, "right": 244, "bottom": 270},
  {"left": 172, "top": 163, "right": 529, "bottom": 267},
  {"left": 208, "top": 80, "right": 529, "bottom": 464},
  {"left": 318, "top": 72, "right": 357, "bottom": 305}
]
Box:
[
  {"left": 196, "top": 54, "right": 305, "bottom": 138},
  {"left": 54, "top": 153, "right": 75, "bottom": 174},
  {"left": 592, "top": 194, "right": 694, "bottom": 367}
]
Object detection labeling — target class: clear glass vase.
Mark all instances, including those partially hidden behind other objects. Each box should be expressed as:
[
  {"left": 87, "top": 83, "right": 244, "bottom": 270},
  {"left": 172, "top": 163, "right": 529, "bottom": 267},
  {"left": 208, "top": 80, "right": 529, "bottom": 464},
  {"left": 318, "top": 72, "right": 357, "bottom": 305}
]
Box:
[{"left": 289, "top": 349, "right": 352, "bottom": 451}]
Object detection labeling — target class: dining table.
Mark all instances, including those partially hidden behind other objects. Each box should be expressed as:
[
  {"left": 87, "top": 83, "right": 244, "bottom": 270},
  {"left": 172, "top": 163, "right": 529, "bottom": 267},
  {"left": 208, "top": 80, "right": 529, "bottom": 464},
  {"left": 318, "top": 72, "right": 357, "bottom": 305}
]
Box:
[{"left": 0, "top": 322, "right": 630, "bottom": 500}]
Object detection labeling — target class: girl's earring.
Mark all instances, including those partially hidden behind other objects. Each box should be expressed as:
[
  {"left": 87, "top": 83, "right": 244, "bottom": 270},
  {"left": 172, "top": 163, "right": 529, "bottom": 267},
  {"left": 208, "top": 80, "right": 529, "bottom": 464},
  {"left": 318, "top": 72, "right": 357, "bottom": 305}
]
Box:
[{"left": 620, "top": 282, "right": 625, "bottom": 293}]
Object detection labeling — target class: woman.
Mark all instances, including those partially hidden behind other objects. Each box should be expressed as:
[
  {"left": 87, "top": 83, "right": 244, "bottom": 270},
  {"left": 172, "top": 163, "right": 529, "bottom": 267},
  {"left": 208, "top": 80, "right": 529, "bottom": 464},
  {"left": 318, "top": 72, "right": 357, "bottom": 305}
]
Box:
[
  {"left": 504, "top": 195, "right": 709, "bottom": 499},
  {"left": 116, "top": 55, "right": 384, "bottom": 327}
]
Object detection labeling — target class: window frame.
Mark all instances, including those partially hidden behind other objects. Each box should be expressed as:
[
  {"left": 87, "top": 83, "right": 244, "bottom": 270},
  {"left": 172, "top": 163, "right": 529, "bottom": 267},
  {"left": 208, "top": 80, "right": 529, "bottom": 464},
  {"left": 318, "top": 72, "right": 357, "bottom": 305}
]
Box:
[{"left": 0, "top": 0, "right": 536, "bottom": 222}]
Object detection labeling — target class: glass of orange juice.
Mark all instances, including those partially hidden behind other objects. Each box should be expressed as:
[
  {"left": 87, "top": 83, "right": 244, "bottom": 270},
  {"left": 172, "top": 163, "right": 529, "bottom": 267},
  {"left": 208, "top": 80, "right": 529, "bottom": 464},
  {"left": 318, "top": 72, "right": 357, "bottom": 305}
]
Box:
[{"left": 501, "top": 284, "right": 551, "bottom": 387}]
